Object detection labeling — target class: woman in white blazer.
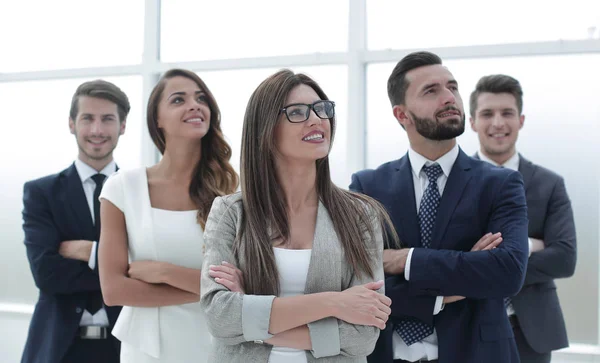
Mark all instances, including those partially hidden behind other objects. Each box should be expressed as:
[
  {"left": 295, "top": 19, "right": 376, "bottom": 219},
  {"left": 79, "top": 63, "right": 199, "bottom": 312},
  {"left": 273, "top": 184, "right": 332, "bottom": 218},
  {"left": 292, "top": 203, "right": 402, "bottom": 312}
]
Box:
[
  {"left": 98, "top": 69, "right": 239, "bottom": 362},
  {"left": 201, "top": 69, "right": 397, "bottom": 362}
]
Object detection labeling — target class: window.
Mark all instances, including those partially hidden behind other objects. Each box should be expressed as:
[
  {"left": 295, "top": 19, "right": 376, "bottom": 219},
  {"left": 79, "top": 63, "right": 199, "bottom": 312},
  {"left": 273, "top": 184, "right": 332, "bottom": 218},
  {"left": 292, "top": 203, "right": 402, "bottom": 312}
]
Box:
[
  {"left": 0, "top": 1, "right": 144, "bottom": 72},
  {"left": 161, "top": 0, "right": 348, "bottom": 62},
  {"left": 368, "top": 0, "right": 600, "bottom": 50}
]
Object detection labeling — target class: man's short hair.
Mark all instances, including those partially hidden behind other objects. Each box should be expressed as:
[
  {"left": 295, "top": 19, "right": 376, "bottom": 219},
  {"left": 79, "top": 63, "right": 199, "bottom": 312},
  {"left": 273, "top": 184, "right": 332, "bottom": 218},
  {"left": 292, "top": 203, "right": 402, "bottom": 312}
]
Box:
[
  {"left": 69, "top": 80, "right": 131, "bottom": 122},
  {"left": 387, "top": 51, "right": 442, "bottom": 107},
  {"left": 469, "top": 74, "right": 523, "bottom": 117}
]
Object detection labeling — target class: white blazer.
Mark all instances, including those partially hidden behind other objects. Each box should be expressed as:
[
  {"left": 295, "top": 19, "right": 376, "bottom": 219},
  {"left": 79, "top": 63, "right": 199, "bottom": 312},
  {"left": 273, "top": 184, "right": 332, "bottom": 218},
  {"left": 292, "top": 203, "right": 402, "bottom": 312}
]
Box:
[{"left": 100, "top": 167, "right": 162, "bottom": 358}]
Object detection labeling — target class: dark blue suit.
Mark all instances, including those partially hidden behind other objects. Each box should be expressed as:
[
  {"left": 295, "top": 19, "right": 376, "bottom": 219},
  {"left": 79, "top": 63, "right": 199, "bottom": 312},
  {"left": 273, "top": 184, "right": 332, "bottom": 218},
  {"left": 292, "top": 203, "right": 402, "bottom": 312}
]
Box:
[
  {"left": 350, "top": 149, "right": 529, "bottom": 363},
  {"left": 21, "top": 163, "right": 121, "bottom": 363}
]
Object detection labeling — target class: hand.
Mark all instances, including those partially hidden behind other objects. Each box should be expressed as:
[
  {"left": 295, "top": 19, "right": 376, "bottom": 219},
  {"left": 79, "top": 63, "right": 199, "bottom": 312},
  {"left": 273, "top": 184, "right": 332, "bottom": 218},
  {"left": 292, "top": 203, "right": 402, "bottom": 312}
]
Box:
[
  {"left": 383, "top": 248, "right": 410, "bottom": 275},
  {"left": 530, "top": 238, "right": 545, "bottom": 254},
  {"left": 59, "top": 240, "right": 93, "bottom": 262},
  {"left": 334, "top": 280, "right": 391, "bottom": 330},
  {"left": 208, "top": 262, "right": 245, "bottom": 293},
  {"left": 443, "top": 295, "right": 465, "bottom": 304},
  {"left": 128, "top": 260, "right": 167, "bottom": 284},
  {"left": 471, "top": 232, "right": 503, "bottom": 251}
]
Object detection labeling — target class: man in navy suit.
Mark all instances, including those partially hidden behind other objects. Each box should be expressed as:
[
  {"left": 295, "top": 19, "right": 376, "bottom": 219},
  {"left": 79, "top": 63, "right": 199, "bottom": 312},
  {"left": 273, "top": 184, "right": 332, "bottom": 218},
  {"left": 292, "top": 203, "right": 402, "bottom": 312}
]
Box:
[
  {"left": 21, "top": 80, "right": 130, "bottom": 363},
  {"left": 470, "top": 74, "right": 576, "bottom": 362},
  {"left": 350, "top": 51, "right": 529, "bottom": 363}
]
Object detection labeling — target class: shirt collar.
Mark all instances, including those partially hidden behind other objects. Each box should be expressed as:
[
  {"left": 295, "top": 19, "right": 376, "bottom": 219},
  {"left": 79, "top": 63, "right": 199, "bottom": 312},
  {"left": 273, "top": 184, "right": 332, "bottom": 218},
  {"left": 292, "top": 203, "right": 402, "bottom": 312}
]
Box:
[
  {"left": 478, "top": 150, "right": 520, "bottom": 171},
  {"left": 74, "top": 158, "right": 117, "bottom": 183},
  {"left": 408, "top": 143, "right": 459, "bottom": 178}
]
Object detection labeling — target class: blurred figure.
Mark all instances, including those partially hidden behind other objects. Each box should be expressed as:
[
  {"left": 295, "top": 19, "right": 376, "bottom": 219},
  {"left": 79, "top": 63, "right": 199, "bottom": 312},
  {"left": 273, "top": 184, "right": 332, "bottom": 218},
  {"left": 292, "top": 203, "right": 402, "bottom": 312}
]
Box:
[
  {"left": 470, "top": 74, "right": 577, "bottom": 363},
  {"left": 351, "top": 51, "right": 529, "bottom": 363},
  {"left": 98, "top": 69, "right": 239, "bottom": 363},
  {"left": 21, "top": 80, "right": 130, "bottom": 363},
  {"left": 201, "top": 69, "right": 395, "bottom": 362}
]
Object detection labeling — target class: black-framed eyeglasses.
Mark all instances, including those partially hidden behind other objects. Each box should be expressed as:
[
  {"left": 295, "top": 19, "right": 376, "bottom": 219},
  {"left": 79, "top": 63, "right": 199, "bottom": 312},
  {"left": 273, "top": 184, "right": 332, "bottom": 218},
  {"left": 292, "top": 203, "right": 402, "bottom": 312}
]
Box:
[{"left": 279, "top": 100, "right": 335, "bottom": 123}]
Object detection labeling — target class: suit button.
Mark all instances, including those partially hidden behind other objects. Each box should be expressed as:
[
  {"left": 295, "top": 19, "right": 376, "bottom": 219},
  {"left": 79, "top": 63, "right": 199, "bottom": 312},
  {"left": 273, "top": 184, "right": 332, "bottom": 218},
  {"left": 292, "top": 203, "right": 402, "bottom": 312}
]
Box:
[{"left": 75, "top": 307, "right": 82, "bottom": 313}]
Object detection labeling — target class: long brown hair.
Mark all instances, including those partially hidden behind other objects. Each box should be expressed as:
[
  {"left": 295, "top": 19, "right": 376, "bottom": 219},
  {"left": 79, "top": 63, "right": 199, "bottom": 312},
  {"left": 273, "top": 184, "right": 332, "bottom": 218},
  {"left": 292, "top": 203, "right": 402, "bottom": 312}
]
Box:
[
  {"left": 238, "top": 69, "right": 397, "bottom": 295},
  {"left": 147, "top": 69, "right": 239, "bottom": 228}
]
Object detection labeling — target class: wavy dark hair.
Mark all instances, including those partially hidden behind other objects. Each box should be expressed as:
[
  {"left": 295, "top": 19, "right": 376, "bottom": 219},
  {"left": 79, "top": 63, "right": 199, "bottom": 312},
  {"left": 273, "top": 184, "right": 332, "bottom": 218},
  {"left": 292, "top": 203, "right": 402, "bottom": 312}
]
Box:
[
  {"left": 147, "top": 69, "right": 239, "bottom": 228},
  {"left": 237, "top": 69, "right": 398, "bottom": 295}
]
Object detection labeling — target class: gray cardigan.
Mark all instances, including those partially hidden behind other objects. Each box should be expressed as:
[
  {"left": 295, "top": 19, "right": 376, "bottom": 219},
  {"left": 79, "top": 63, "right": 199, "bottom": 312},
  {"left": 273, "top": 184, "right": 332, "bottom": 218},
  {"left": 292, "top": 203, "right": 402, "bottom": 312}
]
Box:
[{"left": 200, "top": 192, "right": 385, "bottom": 362}]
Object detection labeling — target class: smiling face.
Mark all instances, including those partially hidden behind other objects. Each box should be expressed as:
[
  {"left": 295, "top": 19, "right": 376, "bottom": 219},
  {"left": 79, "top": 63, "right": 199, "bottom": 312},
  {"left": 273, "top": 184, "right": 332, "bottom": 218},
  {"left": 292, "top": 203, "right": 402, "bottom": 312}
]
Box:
[
  {"left": 157, "top": 76, "right": 211, "bottom": 144},
  {"left": 274, "top": 84, "right": 332, "bottom": 164},
  {"left": 69, "top": 96, "right": 125, "bottom": 165},
  {"left": 395, "top": 64, "right": 465, "bottom": 141},
  {"left": 470, "top": 92, "right": 524, "bottom": 159}
]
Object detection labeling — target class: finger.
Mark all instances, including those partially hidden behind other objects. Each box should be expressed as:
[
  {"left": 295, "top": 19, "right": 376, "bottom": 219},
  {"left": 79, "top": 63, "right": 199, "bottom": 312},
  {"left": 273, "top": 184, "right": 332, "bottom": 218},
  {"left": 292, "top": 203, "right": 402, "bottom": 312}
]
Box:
[
  {"left": 215, "top": 277, "right": 239, "bottom": 292},
  {"left": 374, "top": 306, "right": 390, "bottom": 322},
  {"left": 364, "top": 280, "right": 384, "bottom": 290},
  {"left": 377, "top": 303, "right": 392, "bottom": 316},
  {"left": 471, "top": 233, "right": 491, "bottom": 251},
  {"left": 377, "top": 293, "right": 392, "bottom": 306},
  {"left": 473, "top": 232, "right": 501, "bottom": 251},
  {"left": 482, "top": 237, "right": 503, "bottom": 251},
  {"left": 213, "top": 264, "right": 238, "bottom": 276},
  {"left": 373, "top": 316, "right": 387, "bottom": 330},
  {"left": 209, "top": 270, "right": 236, "bottom": 281}
]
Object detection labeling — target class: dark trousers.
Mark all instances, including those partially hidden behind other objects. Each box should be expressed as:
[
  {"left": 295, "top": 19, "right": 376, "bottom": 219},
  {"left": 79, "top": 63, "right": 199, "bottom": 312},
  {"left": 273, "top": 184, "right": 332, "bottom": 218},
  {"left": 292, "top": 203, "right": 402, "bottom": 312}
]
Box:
[
  {"left": 62, "top": 336, "right": 120, "bottom": 363},
  {"left": 511, "top": 316, "right": 551, "bottom": 363}
]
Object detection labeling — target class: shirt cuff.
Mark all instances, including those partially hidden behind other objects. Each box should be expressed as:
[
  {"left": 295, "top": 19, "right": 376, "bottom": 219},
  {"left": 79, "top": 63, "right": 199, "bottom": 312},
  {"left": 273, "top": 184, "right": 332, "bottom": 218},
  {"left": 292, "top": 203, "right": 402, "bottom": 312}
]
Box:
[
  {"left": 433, "top": 296, "right": 444, "bottom": 315},
  {"left": 242, "top": 295, "right": 276, "bottom": 342},
  {"left": 404, "top": 248, "right": 414, "bottom": 281},
  {"left": 88, "top": 241, "right": 98, "bottom": 270},
  {"left": 528, "top": 238, "right": 532, "bottom": 257}
]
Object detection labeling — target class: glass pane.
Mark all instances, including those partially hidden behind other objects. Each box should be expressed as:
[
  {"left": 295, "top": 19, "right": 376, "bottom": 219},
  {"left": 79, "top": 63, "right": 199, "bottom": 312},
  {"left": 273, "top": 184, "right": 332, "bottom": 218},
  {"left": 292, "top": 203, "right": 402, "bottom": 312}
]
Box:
[
  {"left": 366, "top": 54, "right": 600, "bottom": 344},
  {"left": 161, "top": 0, "right": 348, "bottom": 62},
  {"left": 199, "top": 65, "right": 348, "bottom": 186},
  {"left": 0, "top": 1, "right": 144, "bottom": 72},
  {"left": 0, "top": 76, "right": 142, "bottom": 303},
  {"left": 368, "top": 0, "right": 600, "bottom": 50}
]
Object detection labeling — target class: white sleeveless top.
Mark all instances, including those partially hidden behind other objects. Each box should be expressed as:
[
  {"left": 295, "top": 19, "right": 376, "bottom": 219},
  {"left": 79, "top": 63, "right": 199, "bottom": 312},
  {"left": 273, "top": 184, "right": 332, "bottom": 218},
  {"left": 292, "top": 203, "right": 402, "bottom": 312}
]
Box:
[{"left": 268, "top": 247, "right": 312, "bottom": 363}]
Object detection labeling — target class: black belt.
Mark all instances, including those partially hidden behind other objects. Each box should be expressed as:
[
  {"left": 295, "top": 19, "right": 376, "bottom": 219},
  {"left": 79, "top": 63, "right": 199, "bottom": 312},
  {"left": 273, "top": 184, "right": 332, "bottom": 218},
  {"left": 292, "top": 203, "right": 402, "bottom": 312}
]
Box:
[
  {"left": 78, "top": 326, "right": 108, "bottom": 339},
  {"left": 394, "top": 359, "right": 438, "bottom": 363}
]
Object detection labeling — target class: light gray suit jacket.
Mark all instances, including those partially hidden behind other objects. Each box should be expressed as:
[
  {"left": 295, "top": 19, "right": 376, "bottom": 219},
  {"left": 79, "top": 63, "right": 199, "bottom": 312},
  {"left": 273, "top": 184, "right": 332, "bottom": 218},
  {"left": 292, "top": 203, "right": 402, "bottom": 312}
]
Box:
[{"left": 200, "top": 192, "right": 385, "bottom": 362}]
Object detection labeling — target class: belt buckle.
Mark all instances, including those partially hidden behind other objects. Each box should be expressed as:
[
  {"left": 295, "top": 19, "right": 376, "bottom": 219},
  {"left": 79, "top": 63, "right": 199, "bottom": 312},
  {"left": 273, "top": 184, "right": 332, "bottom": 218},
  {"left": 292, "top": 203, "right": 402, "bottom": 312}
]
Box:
[{"left": 80, "top": 326, "right": 108, "bottom": 339}]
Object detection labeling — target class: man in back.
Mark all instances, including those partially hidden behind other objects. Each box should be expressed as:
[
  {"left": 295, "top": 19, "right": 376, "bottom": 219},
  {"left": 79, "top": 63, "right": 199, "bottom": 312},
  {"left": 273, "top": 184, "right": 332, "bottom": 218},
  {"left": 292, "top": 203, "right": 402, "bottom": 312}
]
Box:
[
  {"left": 21, "top": 80, "right": 129, "bottom": 363},
  {"left": 351, "top": 51, "right": 529, "bottom": 362},
  {"left": 470, "top": 74, "right": 576, "bottom": 362}
]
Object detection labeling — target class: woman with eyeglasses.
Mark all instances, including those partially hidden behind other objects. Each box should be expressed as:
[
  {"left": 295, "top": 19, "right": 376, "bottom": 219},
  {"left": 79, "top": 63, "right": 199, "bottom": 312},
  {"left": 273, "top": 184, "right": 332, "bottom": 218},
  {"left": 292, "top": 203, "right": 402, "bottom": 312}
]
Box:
[{"left": 200, "top": 69, "right": 397, "bottom": 362}]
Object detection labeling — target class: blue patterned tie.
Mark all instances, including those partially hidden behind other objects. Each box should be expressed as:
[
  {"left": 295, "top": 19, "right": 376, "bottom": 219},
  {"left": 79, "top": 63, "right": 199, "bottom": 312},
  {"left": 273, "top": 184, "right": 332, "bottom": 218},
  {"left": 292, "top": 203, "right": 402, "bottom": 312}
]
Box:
[{"left": 395, "top": 163, "right": 443, "bottom": 346}]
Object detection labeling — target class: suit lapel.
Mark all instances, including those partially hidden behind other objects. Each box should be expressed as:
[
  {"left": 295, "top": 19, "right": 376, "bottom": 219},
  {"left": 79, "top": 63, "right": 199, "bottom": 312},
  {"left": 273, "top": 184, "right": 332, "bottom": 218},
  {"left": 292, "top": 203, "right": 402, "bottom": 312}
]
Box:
[
  {"left": 304, "top": 201, "right": 341, "bottom": 294},
  {"left": 391, "top": 156, "right": 421, "bottom": 249},
  {"left": 64, "top": 163, "right": 95, "bottom": 238},
  {"left": 518, "top": 154, "right": 535, "bottom": 193},
  {"left": 431, "top": 150, "right": 473, "bottom": 249}
]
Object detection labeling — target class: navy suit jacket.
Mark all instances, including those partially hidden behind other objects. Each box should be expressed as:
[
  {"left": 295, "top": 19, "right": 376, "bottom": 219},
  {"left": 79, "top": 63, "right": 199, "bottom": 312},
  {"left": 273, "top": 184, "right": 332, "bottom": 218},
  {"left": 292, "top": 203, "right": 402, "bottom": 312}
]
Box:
[
  {"left": 21, "top": 163, "right": 121, "bottom": 363},
  {"left": 475, "top": 153, "right": 576, "bottom": 353},
  {"left": 350, "top": 149, "right": 529, "bottom": 363}
]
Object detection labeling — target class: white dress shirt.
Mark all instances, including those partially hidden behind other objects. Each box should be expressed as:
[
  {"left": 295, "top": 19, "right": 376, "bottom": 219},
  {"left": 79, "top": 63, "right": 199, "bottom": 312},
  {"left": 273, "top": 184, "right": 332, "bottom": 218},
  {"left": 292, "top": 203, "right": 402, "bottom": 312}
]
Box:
[
  {"left": 73, "top": 158, "right": 116, "bottom": 327},
  {"left": 393, "top": 144, "right": 459, "bottom": 361},
  {"left": 477, "top": 150, "right": 531, "bottom": 317}
]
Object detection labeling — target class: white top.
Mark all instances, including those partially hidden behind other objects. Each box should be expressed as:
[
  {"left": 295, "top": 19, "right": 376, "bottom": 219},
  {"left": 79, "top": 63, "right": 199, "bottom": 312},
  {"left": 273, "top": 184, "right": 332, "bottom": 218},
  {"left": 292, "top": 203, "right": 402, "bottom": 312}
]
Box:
[
  {"left": 268, "top": 247, "right": 312, "bottom": 363},
  {"left": 99, "top": 167, "right": 210, "bottom": 361},
  {"left": 74, "top": 158, "right": 116, "bottom": 327},
  {"left": 394, "top": 144, "right": 460, "bottom": 361}
]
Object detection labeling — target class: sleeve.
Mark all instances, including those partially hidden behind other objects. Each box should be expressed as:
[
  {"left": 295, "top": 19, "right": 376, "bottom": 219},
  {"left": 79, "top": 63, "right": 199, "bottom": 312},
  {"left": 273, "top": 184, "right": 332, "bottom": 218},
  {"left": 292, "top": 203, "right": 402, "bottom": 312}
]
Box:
[
  {"left": 307, "top": 209, "right": 384, "bottom": 358},
  {"left": 524, "top": 177, "right": 577, "bottom": 285},
  {"left": 200, "top": 196, "right": 276, "bottom": 345},
  {"left": 408, "top": 171, "right": 529, "bottom": 299},
  {"left": 23, "top": 181, "right": 101, "bottom": 293},
  {"left": 99, "top": 172, "right": 125, "bottom": 211}
]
